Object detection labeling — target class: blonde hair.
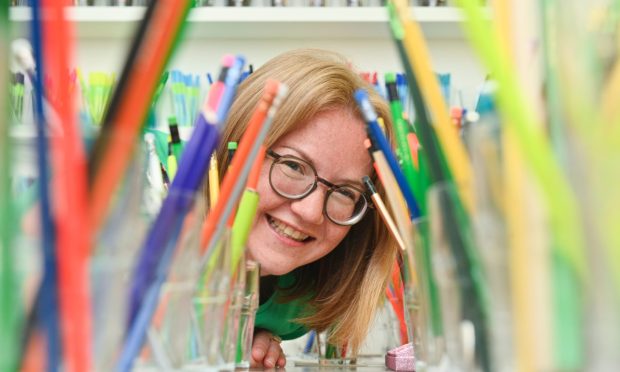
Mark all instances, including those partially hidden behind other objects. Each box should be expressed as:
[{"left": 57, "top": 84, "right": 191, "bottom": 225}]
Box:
[{"left": 217, "top": 49, "right": 398, "bottom": 353}]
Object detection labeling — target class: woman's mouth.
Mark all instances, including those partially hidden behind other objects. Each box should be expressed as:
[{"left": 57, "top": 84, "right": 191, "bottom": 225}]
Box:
[{"left": 267, "top": 215, "right": 313, "bottom": 243}]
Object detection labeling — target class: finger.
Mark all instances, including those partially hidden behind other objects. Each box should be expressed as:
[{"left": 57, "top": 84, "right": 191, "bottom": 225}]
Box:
[
  {"left": 263, "top": 339, "right": 283, "bottom": 369},
  {"left": 277, "top": 351, "right": 287, "bottom": 368},
  {"left": 250, "top": 353, "right": 261, "bottom": 369},
  {"left": 250, "top": 331, "right": 272, "bottom": 367}
]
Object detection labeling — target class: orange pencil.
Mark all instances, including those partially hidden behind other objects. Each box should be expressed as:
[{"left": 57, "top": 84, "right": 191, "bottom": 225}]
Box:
[
  {"left": 246, "top": 146, "right": 265, "bottom": 191},
  {"left": 200, "top": 81, "right": 282, "bottom": 254},
  {"left": 89, "top": 1, "right": 192, "bottom": 232}
]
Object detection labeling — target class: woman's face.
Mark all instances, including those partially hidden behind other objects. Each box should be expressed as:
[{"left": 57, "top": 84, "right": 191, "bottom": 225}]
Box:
[{"left": 247, "top": 107, "right": 372, "bottom": 276}]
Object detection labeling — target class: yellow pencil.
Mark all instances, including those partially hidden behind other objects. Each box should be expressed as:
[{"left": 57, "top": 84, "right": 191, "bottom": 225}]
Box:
[
  {"left": 391, "top": 0, "right": 474, "bottom": 214},
  {"left": 363, "top": 176, "right": 406, "bottom": 252},
  {"left": 371, "top": 148, "right": 417, "bottom": 286},
  {"left": 208, "top": 152, "right": 220, "bottom": 210}
]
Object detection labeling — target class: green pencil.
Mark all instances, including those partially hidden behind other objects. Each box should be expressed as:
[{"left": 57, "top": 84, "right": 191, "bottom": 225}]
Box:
[
  {"left": 0, "top": 2, "right": 21, "bottom": 370},
  {"left": 385, "top": 72, "right": 424, "bottom": 215},
  {"left": 153, "top": 70, "right": 169, "bottom": 106},
  {"left": 168, "top": 116, "right": 183, "bottom": 163}
]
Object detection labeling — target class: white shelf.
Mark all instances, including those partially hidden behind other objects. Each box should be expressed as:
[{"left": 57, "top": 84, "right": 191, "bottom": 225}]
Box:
[{"left": 9, "top": 6, "right": 467, "bottom": 39}]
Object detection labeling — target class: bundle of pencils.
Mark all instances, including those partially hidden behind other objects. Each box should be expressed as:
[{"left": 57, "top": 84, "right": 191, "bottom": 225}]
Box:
[
  {"left": 76, "top": 69, "right": 115, "bottom": 126},
  {"left": 170, "top": 69, "right": 201, "bottom": 127},
  {"left": 455, "top": 1, "right": 589, "bottom": 370},
  {"left": 380, "top": 0, "right": 620, "bottom": 371},
  {"left": 10, "top": 72, "right": 25, "bottom": 122},
  {"left": 119, "top": 55, "right": 246, "bottom": 371},
  {"left": 368, "top": 2, "right": 494, "bottom": 370},
  {"left": 8, "top": 1, "right": 196, "bottom": 370},
  {"left": 12, "top": 1, "right": 90, "bottom": 371}
]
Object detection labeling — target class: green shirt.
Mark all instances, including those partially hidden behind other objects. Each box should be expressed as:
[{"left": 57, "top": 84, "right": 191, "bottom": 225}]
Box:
[{"left": 254, "top": 273, "right": 310, "bottom": 340}]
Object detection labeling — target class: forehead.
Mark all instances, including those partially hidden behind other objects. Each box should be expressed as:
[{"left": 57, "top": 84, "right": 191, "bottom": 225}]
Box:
[{"left": 273, "top": 108, "right": 372, "bottom": 182}]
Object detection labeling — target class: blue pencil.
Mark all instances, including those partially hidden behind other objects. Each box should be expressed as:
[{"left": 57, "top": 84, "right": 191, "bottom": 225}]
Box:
[
  {"left": 354, "top": 89, "right": 421, "bottom": 219},
  {"left": 29, "top": 2, "right": 62, "bottom": 371},
  {"left": 304, "top": 330, "right": 316, "bottom": 354},
  {"left": 120, "top": 56, "right": 245, "bottom": 370}
]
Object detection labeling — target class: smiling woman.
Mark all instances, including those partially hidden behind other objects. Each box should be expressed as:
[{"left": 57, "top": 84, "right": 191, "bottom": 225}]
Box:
[{"left": 216, "top": 48, "right": 397, "bottom": 368}]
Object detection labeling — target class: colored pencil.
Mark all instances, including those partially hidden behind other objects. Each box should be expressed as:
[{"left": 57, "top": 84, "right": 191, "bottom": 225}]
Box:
[
  {"left": 42, "top": 1, "right": 91, "bottom": 370},
  {"left": 0, "top": 2, "right": 20, "bottom": 370},
  {"left": 89, "top": 0, "right": 194, "bottom": 232}
]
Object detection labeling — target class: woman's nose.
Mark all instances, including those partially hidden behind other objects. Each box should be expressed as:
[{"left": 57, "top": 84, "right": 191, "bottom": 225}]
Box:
[{"left": 289, "top": 187, "right": 325, "bottom": 225}]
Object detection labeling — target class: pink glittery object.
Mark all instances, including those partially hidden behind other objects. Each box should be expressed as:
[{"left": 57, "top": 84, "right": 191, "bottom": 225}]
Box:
[{"left": 385, "top": 342, "right": 415, "bottom": 371}]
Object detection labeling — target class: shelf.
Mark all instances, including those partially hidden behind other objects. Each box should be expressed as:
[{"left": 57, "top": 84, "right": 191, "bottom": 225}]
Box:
[{"left": 9, "top": 6, "right": 467, "bottom": 40}]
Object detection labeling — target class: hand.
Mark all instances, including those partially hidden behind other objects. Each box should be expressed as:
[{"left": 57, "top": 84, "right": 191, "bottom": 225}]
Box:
[{"left": 250, "top": 329, "right": 286, "bottom": 369}]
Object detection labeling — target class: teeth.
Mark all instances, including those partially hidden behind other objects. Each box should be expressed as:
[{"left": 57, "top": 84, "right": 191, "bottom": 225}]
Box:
[
  {"left": 283, "top": 226, "right": 295, "bottom": 237},
  {"left": 269, "top": 217, "right": 309, "bottom": 242}
]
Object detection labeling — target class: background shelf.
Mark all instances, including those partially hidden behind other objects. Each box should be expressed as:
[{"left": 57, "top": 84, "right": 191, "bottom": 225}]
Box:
[
  {"left": 7, "top": 5, "right": 486, "bottom": 115},
  {"left": 7, "top": 4, "right": 487, "bottom": 188},
  {"left": 9, "top": 6, "right": 467, "bottom": 39}
]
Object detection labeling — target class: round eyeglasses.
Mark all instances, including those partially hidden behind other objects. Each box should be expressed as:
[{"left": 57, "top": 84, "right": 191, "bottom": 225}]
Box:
[{"left": 267, "top": 149, "right": 370, "bottom": 226}]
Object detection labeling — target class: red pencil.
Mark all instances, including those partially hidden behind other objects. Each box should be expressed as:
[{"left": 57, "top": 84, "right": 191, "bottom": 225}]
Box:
[{"left": 43, "top": 1, "right": 90, "bottom": 370}]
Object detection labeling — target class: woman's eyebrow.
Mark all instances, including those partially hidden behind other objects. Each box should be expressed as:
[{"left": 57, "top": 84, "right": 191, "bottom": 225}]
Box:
[
  {"left": 279, "top": 145, "right": 315, "bottom": 165},
  {"left": 279, "top": 145, "right": 366, "bottom": 188}
]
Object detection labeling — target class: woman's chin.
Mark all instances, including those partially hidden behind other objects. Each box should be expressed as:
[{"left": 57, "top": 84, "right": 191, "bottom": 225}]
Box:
[{"left": 258, "top": 264, "right": 290, "bottom": 277}]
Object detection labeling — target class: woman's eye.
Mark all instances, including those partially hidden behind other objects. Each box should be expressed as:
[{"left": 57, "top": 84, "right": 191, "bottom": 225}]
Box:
[
  {"left": 282, "top": 160, "right": 305, "bottom": 175},
  {"left": 334, "top": 187, "right": 356, "bottom": 201}
]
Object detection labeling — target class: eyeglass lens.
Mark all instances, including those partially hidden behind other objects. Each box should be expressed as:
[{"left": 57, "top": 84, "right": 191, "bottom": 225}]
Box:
[{"left": 270, "top": 155, "right": 366, "bottom": 224}]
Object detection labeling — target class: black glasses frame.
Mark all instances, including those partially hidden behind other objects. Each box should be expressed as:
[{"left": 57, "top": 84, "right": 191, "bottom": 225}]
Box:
[{"left": 266, "top": 149, "right": 371, "bottom": 226}]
